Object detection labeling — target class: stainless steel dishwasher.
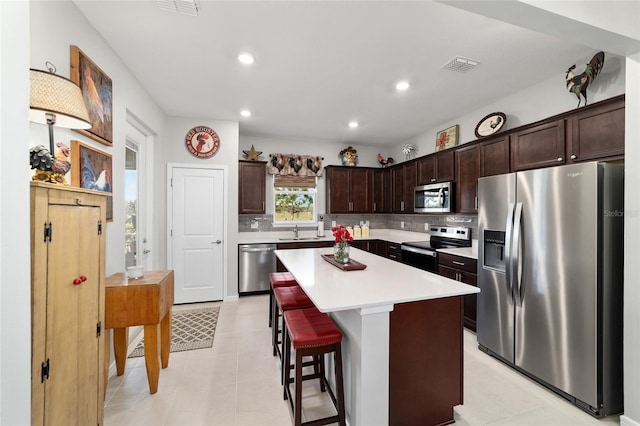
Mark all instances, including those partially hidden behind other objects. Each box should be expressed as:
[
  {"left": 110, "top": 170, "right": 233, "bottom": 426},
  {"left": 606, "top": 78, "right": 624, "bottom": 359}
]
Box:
[{"left": 238, "top": 244, "right": 277, "bottom": 294}]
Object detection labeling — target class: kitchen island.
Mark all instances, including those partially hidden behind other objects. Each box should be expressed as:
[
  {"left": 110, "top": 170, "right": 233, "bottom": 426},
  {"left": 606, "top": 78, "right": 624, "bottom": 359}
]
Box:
[{"left": 275, "top": 247, "right": 479, "bottom": 426}]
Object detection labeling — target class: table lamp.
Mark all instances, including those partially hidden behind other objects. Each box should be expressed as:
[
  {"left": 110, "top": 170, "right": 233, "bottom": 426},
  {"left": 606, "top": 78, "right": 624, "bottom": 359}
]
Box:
[{"left": 29, "top": 63, "right": 91, "bottom": 170}]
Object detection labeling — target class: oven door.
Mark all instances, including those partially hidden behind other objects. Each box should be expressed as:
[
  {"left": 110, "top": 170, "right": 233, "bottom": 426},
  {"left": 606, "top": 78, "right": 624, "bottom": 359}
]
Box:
[{"left": 401, "top": 245, "right": 437, "bottom": 272}]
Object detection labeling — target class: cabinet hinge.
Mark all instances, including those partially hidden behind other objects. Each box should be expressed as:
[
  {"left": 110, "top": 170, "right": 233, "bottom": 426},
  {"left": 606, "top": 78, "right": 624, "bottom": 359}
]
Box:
[
  {"left": 97, "top": 220, "right": 103, "bottom": 235},
  {"left": 43, "top": 222, "right": 52, "bottom": 243},
  {"left": 41, "top": 359, "right": 50, "bottom": 383},
  {"left": 96, "top": 321, "right": 102, "bottom": 337}
]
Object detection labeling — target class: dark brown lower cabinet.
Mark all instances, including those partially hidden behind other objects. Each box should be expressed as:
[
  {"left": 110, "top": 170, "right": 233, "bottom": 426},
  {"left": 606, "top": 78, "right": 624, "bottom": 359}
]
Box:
[
  {"left": 438, "top": 253, "right": 478, "bottom": 331},
  {"left": 389, "top": 297, "right": 463, "bottom": 425}
]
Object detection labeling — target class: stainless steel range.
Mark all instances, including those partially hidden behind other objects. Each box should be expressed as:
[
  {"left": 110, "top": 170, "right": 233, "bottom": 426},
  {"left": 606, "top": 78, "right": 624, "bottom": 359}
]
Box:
[{"left": 401, "top": 226, "right": 471, "bottom": 272}]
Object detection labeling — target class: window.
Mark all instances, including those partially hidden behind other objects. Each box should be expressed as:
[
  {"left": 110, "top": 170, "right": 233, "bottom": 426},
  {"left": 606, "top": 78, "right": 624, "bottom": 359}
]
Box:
[{"left": 273, "top": 176, "right": 317, "bottom": 225}]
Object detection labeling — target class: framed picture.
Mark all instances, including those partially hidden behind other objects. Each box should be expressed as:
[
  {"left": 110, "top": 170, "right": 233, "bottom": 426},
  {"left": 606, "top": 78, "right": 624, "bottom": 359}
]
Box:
[
  {"left": 70, "top": 45, "right": 113, "bottom": 146},
  {"left": 435, "top": 125, "right": 459, "bottom": 152},
  {"left": 71, "top": 140, "right": 113, "bottom": 221}
]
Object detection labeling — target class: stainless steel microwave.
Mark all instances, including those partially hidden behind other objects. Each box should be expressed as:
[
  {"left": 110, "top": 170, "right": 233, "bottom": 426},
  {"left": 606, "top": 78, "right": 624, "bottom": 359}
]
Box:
[{"left": 414, "top": 182, "right": 453, "bottom": 213}]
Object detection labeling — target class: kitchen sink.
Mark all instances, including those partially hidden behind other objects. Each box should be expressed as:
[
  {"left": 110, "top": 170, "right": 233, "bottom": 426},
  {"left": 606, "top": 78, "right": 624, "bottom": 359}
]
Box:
[{"left": 278, "top": 237, "right": 320, "bottom": 241}]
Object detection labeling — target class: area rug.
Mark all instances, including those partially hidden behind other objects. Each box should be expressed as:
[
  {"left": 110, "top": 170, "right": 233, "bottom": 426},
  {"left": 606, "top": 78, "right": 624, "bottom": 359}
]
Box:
[{"left": 128, "top": 307, "right": 220, "bottom": 358}]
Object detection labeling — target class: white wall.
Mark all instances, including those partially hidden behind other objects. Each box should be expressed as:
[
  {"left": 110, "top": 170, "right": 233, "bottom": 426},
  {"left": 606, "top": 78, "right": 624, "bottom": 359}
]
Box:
[
  {"left": 622, "top": 52, "right": 640, "bottom": 426},
  {"left": 29, "top": 0, "right": 167, "bottom": 276},
  {"left": 392, "top": 56, "right": 626, "bottom": 161},
  {"left": 164, "top": 117, "right": 240, "bottom": 297},
  {"left": 0, "top": 2, "right": 32, "bottom": 424}
]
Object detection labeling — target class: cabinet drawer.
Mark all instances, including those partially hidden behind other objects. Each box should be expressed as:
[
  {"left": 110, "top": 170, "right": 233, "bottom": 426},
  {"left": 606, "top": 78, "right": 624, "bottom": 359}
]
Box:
[
  {"left": 386, "top": 242, "right": 402, "bottom": 262},
  {"left": 438, "top": 253, "right": 477, "bottom": 274}
]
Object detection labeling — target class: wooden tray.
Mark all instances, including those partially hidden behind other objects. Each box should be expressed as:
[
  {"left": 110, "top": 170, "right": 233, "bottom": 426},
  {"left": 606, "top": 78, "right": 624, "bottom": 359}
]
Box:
[{"left": 321, "top": 254, "right": 367, "bottom": 271}]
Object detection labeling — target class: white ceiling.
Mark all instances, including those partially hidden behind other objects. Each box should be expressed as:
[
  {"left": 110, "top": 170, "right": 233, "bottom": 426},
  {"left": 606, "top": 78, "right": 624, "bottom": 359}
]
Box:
[{"left": 73, "top": 1, "right": 599, "bottom": 147}]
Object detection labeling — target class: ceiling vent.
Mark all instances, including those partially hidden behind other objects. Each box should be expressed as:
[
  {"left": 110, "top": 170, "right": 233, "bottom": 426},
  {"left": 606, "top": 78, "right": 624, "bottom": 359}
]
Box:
[
  {"left": 157, "top": 0, "right": 200, "bottom": 16},
  {"left": 442, "top": 56, "right": 480, "bottom": 72}
]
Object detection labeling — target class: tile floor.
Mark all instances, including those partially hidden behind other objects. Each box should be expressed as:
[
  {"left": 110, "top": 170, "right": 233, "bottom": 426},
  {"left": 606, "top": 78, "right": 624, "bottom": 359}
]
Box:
[{"left": 104, "top": 295, "right": 621, "bottom": 426}]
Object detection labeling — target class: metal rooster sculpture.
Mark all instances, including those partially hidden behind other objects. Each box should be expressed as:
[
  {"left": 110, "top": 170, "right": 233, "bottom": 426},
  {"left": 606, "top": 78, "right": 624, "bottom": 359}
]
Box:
[{"left": 565, "top": 51, "right": 605, "bottom": 108}]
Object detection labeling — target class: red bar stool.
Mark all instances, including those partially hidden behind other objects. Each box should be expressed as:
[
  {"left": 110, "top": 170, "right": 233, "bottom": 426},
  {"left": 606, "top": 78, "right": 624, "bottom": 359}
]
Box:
[
  {"left": 283, "top": 307, "right": 346, "bottom": 426},
  {"left": 269, "top": 272, "right": 298, "bottom": 328},
  {"left": 272, "top": 286, "right": 314, "bottom": 359}
]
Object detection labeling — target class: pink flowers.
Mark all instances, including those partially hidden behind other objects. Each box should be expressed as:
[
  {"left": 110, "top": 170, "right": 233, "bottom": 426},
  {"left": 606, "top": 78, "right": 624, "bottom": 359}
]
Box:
[{"left": 332, "top": 224, "right": 353, "bottom": 245}]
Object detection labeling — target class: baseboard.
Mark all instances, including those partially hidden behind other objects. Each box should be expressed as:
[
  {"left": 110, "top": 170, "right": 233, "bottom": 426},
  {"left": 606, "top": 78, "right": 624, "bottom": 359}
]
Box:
[{"left": 224, "top": 295, "right": 239, "bottom": 302}]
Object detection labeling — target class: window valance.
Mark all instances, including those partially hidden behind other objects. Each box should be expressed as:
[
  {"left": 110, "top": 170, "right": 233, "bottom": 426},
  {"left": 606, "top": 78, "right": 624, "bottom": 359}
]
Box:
[{"left": 268, "top": 153, "right": 324, "bottom": 177}]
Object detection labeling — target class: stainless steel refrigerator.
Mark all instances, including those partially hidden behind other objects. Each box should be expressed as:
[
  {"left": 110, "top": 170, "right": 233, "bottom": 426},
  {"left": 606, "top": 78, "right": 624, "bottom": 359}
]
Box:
[{"left": 477, "top": 161, "right": 624, "bottom": 417}]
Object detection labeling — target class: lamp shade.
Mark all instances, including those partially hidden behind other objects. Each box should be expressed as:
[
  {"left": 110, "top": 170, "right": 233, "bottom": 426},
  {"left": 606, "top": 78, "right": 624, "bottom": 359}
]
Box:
[{"left": 29, "top": 68, "right": 91, "bottom": 129}]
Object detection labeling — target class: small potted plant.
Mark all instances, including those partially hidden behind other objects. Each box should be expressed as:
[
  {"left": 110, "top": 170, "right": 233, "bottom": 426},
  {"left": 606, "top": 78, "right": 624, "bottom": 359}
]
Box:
[{"left": 332, "top": 224, "right": 353, "bottom": 264}]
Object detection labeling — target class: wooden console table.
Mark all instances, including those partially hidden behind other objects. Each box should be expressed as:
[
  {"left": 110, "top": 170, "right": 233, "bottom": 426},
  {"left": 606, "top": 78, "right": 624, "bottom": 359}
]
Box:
[{"left": 105, "top": 270, "right": 174, "bottom": 394}]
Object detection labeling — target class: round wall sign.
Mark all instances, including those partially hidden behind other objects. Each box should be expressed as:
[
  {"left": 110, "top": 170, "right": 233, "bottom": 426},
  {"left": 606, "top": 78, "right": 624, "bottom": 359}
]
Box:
[
  {"left": 475, "top": 112, "right": 507, "bottom": 138},
  {"left": 185, "top": 126, "right": 220, "bottom": 158}
]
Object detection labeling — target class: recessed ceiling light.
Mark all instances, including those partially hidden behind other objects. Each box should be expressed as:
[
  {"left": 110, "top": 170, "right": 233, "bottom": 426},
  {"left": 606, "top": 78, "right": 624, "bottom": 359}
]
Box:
[
  {"left": 395, "top": 80, "right": 410, "bottom": 91},
  {"left": 348, "top": 121, "right": 359, "bottom": 129},
  {"left": 238, "top": 52, "right": 255, "bottom": 65},
  {"left": 240, "top": 109, "right": 252, "bottom": 117}
]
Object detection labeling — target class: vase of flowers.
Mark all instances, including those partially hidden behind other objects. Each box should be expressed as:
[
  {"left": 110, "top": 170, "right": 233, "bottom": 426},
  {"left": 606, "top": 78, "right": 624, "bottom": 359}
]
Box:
[{"left": 332, "top": 224, "right": 353, "bottom": 264}]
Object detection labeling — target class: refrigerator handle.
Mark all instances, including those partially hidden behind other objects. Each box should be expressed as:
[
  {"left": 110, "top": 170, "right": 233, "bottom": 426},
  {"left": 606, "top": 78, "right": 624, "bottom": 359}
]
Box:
[
  {"left": 504, "top": 202, "right": 515, "bottom": 305},
  {"left": 513, "top": 202, "right": 524, "bottom": 306}
]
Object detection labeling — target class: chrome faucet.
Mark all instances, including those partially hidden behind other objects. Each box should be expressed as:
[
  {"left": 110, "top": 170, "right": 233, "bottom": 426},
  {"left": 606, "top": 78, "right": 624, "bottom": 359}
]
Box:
[{"left": 293, "top": 225, "right": 299, "bottom": 238}]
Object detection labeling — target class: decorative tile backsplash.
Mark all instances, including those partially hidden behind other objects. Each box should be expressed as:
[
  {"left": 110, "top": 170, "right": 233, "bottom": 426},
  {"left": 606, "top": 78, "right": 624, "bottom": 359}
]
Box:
[{"left": 239, "top": 213, "right": 478, "bottom": 239}]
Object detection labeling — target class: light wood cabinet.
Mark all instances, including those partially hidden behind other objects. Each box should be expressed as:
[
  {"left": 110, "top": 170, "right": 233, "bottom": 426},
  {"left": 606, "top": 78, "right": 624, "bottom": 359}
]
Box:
[
  {"left": 31, "top": 182, "right": 107, "bottom": 426},
  {"left": 239, "top": 160, "right": 267, "bottom": 214}
]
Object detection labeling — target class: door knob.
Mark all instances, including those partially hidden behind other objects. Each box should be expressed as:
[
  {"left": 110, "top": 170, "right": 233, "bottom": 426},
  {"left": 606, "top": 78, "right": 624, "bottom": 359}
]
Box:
[
  {"left": 143, "top": 249, "right": 150, "bottom": 254},
  {"left": 213, "top": 240, "right": 222, "bottom": 244}
]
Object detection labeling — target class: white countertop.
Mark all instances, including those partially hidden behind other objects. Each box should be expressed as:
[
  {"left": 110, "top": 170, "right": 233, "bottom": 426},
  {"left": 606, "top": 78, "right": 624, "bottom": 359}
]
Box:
[
  {"left": 275, "top": 247, "right": 479, "bottom": 313},
  {"left": 238, "top": 229, "right": 430, "bottom": 245},
  {"left": 240, "top": 229, "right": 479, "bottom": 260}
]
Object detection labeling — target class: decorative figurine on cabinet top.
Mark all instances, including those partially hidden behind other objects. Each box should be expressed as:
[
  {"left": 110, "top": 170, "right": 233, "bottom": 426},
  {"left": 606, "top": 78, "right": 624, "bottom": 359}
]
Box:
[
  {"left": 377, "top": 153, "right": 394, "bottom": 167},
  {"left": 339, "top": 146, "right": 358, "bottom": 166},
  {"left": 242, "top": 144, "right": 263, "bottom": 161},
  {"left": 565, "top": 51, "right": 605, "bottom": 108}
]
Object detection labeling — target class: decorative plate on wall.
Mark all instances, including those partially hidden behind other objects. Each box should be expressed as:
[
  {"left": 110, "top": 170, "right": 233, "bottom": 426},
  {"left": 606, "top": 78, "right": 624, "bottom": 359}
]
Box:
[
  {"left": 185, "top": 126, "right": 220, "bottom": 158},
  {"left": 475, "top": 112, "right": 507, "bottom": 138}
]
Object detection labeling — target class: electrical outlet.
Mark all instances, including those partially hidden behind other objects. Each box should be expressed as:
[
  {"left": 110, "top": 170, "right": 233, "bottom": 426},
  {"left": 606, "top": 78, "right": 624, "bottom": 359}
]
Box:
[
  {"left": 331, "top": 220, "right": 337, "bottom": 228},
  {"left": 401, "top": 221, "right": 405, "bottom": 229},
  {"left": 251, "top": 221, "right": 259, "bottom": 229},
  {"left": 424, "top": 223, "right": 429, "bottom": 231}
]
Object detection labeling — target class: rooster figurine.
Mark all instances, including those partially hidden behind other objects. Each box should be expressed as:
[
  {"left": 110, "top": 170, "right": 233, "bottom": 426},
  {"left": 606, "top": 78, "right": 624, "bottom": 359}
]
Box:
[
  {"left": 377, "top": 153, "right": 394, "bottom": 168},
  {"left": 565, "top": 51, "right": 605, "bottom": 108}
]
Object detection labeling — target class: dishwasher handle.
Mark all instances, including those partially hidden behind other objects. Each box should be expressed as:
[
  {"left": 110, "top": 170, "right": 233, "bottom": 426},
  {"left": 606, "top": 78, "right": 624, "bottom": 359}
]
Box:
[{"left": 240, "top": 246, "right": 277, "bottom": 253}]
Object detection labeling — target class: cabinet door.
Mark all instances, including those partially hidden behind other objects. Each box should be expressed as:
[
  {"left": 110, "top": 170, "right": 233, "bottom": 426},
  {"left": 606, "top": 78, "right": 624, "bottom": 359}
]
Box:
[
  {"left": 46, "top": 203, "right": 102, "bottom": 425},
  {"left": 391, "top": 167, "right": 404, "bottom": 213},
  {"left": 402, "top": 161, "right": 417, "bottom": 212},
  {"left": 480, "top": 135, "right": 510, "bottom": 177},
  {"left": 417, "top": 156, "right": 435, "bottom": 185},
  {"left": 511, "top": 120, "right": 565, "bottom": 171},
  {"left": 373, "top": 169, "right": 390, "bottom": 213},
  {"left": 326, "top": 167, "right": 351, "bottom": 213},
  {"left": 569, "top": 98, "right": 625, "bottom": 162},
  {"left": 455, "top": 145, "right": 479, "bottom": 213},
  {"left": 438, "top": 263, "right": 477, "bottom": 331},
  {"left": 349, "top": 168, "right": 372, "bottom": 213},
  {"left": 435, "top": 151, "right": 455, "bottom": 182},
  {"left": 239, "top": 161, "right": 266, "bottom": 214}
]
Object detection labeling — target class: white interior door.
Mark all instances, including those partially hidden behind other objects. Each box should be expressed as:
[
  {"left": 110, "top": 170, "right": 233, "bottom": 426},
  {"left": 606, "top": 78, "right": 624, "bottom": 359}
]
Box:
[{"left": 170, "top": 166, "right": 225, "bottom": 303}]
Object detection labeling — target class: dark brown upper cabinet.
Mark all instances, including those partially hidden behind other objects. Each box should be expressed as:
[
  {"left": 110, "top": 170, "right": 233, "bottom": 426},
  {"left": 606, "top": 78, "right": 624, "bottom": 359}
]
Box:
[
  {"left": 510, "top": 119, "right": 566, "bottom": 171},
  {"left": 373, "top": 168, "right": 391, "bottom": 213},
  {"left": 239, "top": 160, "right": 266, "bottom": 214},
  {"left": 479, "top": 135, "right": 510, "bottom": 177},
  {"left": 325, "top": 166, "right": 373, "bottom": 214},
  {"left": 455, "top": 144, "right": 480, "bottom": 213},
  {"left": 417, "top": 150, "right": 455, "bottom": 185}
]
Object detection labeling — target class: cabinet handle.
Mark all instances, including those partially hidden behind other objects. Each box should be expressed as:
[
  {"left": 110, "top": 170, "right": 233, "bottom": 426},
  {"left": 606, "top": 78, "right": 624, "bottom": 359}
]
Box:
[
  {"left": 75, "top": 197, "right": 84, "bottom": 205},
  {"left": 373, "top": 202, "right": 377, "bottom": 212},
  {"left": 452, "top": 260, "right": 465, "bottom": 266},
  {"left": 262, "top": 201, "right": 265, "bottom": 211},
  {"left": 475, "top": 196, "right": 478, "bottom": 210},
  {"left": 73, "top": 275, "right": 87, "bottom": 285},
  {"left": 571, "top": 154, "right": 577, "bottom": 160},
  {"left": 430, "top": 178, "right": 436, "bottom": 182},
  {"left": 557, "top": 157, "right": 563, "bottom": 162},
  {"left": 401, "top": 201, "right": 404, "bottom": 211}
]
